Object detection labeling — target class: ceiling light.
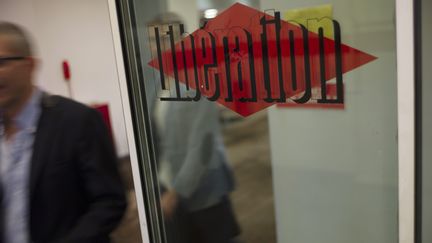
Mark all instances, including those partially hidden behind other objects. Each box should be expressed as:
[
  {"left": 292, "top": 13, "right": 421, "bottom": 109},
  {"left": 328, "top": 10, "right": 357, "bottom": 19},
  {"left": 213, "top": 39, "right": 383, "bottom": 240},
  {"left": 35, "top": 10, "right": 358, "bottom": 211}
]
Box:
[{"left": 204, "top": 9, "right": 218, "bottom": 19}]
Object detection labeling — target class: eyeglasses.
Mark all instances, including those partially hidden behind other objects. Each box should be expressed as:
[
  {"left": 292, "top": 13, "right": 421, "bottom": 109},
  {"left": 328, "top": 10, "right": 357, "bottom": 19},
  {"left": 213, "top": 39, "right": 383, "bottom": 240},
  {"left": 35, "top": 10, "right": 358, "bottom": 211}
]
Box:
[{"left": 0, "top": 56, "right": 26, "bottom": 67}]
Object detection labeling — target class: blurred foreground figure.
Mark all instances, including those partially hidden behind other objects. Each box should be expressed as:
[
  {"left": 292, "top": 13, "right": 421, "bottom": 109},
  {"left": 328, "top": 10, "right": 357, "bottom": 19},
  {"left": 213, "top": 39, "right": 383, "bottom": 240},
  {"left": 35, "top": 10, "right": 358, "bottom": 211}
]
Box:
[
  {"left": 0, "top": 22, "right": 126, "bottom": 243},
  {"left": 148, "top": 13, "right": 241, "bottom": 243}
]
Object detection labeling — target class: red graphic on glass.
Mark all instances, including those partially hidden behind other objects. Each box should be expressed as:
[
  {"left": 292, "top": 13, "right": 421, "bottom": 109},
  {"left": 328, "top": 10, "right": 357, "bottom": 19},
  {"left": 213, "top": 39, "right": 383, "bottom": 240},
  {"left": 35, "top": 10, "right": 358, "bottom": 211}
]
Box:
[{"left": 148, "top": 3, "right": 376, "bottom": 117}]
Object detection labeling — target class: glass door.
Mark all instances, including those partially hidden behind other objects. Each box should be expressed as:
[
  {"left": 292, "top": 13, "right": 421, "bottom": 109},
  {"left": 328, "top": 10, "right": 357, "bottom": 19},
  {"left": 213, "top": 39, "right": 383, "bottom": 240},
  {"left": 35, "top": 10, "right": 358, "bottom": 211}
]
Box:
[
  {"left": 108, "top": 0, "right": 416, "bottom": 242},
  {"left": 418, "top": 0, "right": 431, "bottom": 242}
]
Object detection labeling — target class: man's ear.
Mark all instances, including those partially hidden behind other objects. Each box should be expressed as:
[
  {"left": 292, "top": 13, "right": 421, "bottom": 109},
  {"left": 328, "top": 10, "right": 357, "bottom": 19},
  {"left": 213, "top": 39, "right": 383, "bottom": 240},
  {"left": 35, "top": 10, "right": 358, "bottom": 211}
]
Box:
[{"left": 27, "top": 56, "right": 39, "bottom": 70}]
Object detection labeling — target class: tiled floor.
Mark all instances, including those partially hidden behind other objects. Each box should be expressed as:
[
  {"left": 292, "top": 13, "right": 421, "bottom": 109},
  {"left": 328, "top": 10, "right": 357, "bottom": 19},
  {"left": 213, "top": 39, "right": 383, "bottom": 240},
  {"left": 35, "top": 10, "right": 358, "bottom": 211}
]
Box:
[{"left": 223, "top": 111, "right": 276, "bottom": 243}]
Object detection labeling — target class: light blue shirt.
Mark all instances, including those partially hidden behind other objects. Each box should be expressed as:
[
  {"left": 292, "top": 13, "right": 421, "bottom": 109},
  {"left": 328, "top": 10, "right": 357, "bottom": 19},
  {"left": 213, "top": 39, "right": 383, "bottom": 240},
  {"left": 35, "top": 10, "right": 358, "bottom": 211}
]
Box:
[{"left": 0, "top": 88, "right": 42, "bottom": 243}]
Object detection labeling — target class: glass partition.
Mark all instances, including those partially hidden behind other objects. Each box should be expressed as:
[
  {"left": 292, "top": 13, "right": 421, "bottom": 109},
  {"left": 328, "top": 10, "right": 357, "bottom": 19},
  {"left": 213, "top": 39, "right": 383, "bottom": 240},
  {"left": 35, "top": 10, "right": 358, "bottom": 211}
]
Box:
[
  {"left": 420, "top": 0, "right": 431, "bottom": 242},
  {"left": 116, "top": 0, "right": 399, "bottom": 242}
]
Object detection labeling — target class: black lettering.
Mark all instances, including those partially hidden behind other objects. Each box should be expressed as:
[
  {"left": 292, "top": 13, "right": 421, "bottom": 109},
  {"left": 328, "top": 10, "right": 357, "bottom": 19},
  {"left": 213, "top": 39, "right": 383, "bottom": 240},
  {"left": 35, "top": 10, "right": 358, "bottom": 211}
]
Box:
[
  {"left": 218, "top": 27, "right": 257, "bottom": 103},
  {"left": 260, "top": 12, "right": 286, "bottom": 103},
  {"left": 194, "top": 29, "right": 220, "bottom": 101},
  {"left": 160, "top": 24, "right": 192, "bottom": 101},
  {"left": 306, "top": 18, "right": 343, "bottom": 104},
  {"left": 279, "top": 23, "right": 312, "bottom": 103}
]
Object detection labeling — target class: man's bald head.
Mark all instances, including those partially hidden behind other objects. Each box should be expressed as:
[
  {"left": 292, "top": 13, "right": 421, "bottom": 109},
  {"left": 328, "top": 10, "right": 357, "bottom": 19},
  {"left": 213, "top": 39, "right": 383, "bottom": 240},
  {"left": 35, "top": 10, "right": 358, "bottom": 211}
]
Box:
[
  {"left": 0, "top": 22, "right": 33, "bottom": 57},
  {"left": 0, "top": 22, "right": 36, "bottom": 118}
]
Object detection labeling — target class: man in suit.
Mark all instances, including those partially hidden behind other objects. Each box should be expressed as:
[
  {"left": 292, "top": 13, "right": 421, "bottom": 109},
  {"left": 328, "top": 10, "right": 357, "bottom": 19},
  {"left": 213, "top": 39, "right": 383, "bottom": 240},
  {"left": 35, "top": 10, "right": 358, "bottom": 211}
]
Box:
[{"left": 0, "top": 22, "right": 126, "bottom": 243}]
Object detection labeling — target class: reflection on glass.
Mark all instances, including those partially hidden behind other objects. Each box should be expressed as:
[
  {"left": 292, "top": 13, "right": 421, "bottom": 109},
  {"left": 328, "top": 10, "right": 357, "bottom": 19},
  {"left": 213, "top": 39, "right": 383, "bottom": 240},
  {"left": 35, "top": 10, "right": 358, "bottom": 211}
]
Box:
[{"left": 148, "top": 13, "right": 242, "bottom": 243}]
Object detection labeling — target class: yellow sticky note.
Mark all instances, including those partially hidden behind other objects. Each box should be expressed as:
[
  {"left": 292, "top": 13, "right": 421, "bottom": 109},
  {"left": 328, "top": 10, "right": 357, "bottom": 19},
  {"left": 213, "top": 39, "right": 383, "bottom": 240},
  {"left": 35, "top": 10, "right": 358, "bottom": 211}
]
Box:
[{"left": 284, "top": 4, "right": 334, "bottom": 38}]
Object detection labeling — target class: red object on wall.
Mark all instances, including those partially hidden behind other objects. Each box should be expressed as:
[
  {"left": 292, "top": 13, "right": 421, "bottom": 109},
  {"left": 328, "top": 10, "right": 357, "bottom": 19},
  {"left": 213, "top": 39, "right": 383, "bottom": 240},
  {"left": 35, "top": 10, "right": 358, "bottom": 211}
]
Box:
[
  {"left": 92, "top": 103, "right": 114, "bottom": 142},
  {"left": 62, "top": 60, "right": 71, "bottom": 81}
]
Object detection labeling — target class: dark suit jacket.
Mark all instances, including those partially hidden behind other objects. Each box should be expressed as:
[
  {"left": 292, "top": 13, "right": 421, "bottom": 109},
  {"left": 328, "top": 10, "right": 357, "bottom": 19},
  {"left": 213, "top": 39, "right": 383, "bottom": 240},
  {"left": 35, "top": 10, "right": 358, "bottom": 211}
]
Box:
[{"left": 27, "top": 94, "right": 126, "bottom": 243}]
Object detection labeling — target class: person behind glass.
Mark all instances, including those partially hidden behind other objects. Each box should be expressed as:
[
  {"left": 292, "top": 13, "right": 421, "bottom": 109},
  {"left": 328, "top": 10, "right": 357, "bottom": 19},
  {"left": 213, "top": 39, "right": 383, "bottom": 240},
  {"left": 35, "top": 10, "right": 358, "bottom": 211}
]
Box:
[
  {"left": 148, "top": 13, "right": 241, "bottom": 243},
  {"left": 0, "top": 22, "right": 126, "bottom": 243}
]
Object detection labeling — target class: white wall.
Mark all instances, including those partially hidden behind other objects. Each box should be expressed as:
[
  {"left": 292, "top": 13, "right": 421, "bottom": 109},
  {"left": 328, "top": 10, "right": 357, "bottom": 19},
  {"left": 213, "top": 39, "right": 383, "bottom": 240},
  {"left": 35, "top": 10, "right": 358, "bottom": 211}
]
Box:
[
  {"left": 167, "top": 0, "right": 199, "bottom": 33},
  {"left": 165, "top": 0, "right": 260, "bottom": 34},
  {"left": 197, "top": 0, "right": 260, "bottom": 12},
  {"left": 262, "top": 0, "right": 399, "bottom": 243},
  {"left": 0, "top": 0, "right": 129, "bottom": 157}
]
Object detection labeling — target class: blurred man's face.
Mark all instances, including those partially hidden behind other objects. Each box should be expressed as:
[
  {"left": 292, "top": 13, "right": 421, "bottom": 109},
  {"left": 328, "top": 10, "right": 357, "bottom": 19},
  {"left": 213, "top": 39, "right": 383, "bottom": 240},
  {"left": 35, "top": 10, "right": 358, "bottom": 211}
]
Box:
[{"left": 0, "top": 34, "right": 35, "bottom": 111}]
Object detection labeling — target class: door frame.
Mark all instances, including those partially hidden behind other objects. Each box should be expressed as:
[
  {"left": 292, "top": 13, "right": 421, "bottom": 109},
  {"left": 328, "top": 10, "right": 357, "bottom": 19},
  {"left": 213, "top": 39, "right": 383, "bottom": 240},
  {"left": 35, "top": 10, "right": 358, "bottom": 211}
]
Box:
[{"left": 396, "top": 0, "right": 416, "bottom": 242}]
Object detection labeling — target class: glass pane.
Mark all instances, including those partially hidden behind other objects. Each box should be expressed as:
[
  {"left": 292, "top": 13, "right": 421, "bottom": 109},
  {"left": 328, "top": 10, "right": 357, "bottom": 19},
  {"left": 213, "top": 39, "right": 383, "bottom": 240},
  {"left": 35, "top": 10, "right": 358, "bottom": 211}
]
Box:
[
  {"left": 421, "top": 0, "right": 432, "bottom": 241},
  {"left": 121, "top": 0, "right": 398, "bottom": 242}
]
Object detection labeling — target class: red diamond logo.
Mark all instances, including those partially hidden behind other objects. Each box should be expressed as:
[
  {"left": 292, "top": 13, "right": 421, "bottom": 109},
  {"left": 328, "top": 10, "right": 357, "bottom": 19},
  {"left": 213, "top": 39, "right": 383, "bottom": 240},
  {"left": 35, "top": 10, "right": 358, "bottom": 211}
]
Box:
[{"left": 148, "top": 3, "right": 376, "bottom": 117}]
